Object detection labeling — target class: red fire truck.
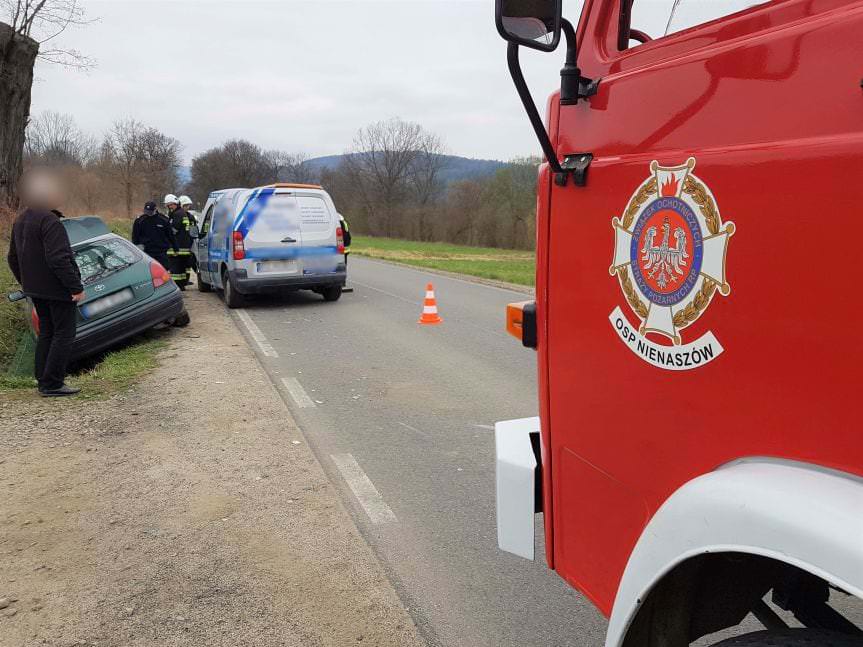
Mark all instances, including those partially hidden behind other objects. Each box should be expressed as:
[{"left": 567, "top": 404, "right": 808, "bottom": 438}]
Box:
[{"left": 493, "top": 1, "right": 863, "bottom": 645}]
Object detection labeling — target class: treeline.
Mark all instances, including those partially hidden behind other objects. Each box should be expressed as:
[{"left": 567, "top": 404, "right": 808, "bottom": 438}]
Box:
[{"left": 23, "top": 113, "right": 539, "bottom": 250}]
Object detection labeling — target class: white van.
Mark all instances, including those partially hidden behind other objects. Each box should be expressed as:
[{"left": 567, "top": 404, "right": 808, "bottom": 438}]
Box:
[{"left": 193, "top": 183, "right": 347, "bottom": 308}]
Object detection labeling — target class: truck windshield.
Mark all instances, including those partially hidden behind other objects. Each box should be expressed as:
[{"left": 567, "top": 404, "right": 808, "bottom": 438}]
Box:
[{"left": 75, "top": 238, "right": 142, "bottom": 285}]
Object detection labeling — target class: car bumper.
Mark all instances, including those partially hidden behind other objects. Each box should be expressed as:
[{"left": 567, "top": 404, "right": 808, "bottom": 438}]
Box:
[
  {"left": 495, "top": 416, "right": 542, "bottom": 561},
  {"left": 229, "top": 268, "right": 346, "bottom": 295},
  {"left": 72, "top": 287, "right": 184, "bottom": 361}
]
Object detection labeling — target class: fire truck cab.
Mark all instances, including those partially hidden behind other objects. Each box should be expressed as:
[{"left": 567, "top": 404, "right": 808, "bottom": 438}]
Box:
[{"left": 494, "top": 1, "right": 863, "bottom": 645}]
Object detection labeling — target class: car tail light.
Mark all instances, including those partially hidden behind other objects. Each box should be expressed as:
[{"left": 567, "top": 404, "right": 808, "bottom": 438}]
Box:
[
  {"left": 336, "top": 227, "right": 345, "bottom": 254},
  {"left": 150, "top": 261, "right": 171, "bottom": 287},
  {"left": 31, "top": 307, "right": 40, "bottom": 334},
  {"left": 233, "top": 231, "right": 246, "bottom": 260}
]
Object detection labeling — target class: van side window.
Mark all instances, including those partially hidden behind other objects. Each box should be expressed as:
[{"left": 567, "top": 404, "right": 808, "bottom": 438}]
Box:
[
  {"left": 621, "top": 0, "right": 771, "bottom": 49},
  {"left": 201, "top": 206, "right": 214, "bottom": 235}
]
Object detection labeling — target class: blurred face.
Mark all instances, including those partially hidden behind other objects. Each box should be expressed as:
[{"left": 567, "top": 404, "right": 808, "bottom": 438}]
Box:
[
  {"left": 167, "top": 202, "right": 178, "bottom": 211},
  {"left": 21, "top": 169, "right": 65, "bottom": 210}
]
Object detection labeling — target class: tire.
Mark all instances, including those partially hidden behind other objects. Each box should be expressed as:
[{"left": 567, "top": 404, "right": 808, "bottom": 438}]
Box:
[
  {"left": 172, "top": 310, "right": 191, "bottom": 327},
  {"left": 321, "top": 285, "right": 342, "bottom": 302},
  {"left": 222, "top": 270, "right": 245, "bottom": 309},
  {"left": 710, "top": 630, "right": 863, "bottom": 646},
  {"left": 198, "top": 272, "right": 212, "bottom": 293}
]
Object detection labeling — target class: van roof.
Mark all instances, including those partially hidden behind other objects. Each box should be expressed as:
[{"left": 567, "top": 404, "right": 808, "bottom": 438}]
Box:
[{"left": 262, "top": 183, "right": 324, "bottom": 190}]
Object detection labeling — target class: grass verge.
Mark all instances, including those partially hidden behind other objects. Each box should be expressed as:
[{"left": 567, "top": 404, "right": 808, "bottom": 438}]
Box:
[
  {"left": 0, "top": 249, "right": 27, "bottom": 373},
  {"left": 351, "top": 235, "right": 536, "bottom": 286}
]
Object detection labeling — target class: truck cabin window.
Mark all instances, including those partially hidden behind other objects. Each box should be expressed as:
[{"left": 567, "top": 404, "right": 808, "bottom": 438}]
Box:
[{"left": 620, "top": 0, "right": 772, "bottom": 50}]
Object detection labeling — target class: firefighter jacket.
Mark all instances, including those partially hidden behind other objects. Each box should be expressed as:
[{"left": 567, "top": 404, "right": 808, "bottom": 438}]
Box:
[{"left": 132, "top": 212, "right": 177, "bottom": 256}]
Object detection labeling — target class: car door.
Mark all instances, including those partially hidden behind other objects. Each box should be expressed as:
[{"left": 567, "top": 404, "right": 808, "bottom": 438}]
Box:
[
  {"left": 545, "top": 0, "right": 863, "bottom": 611},
  {"left": 196, "top": 204, "right": 215, "bottom": 284},
  {"left": 241, "top": 189, "right": 303, "bottom": 278}
]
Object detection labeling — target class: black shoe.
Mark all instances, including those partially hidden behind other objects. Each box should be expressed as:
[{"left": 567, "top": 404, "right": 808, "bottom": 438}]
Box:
[{"left": 39, "top": 384, "right": 81, "bottom": 397}]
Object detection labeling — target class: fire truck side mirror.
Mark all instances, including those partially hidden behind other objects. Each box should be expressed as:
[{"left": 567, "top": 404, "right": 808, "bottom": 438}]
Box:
[{"left": 495, "top": 0, "right": 562, "bottom": 53}]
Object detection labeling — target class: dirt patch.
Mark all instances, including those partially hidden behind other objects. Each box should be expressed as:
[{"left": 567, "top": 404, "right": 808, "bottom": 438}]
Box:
[{"left": 0, "top": 290, "right": 424, "bottom": 647}]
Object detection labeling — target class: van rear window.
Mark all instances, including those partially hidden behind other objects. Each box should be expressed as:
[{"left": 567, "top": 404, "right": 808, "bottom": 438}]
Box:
[{"left": 297, "top": 196, "right": 331, "bottom": 225}]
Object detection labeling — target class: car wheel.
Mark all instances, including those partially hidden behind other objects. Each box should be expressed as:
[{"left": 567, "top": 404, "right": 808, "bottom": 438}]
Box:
[
  {"left": 709, "top": 630, "right": 863, "bottom": 646},
  {"left": 172, "top": 310, "right": 191, "bottom": 327},
  {"left": 222, "top": 270, "right": 245, "bottom": 309},
  {"left": 321, "top": 285, "right": 342, "bottom": 302},
  {"left": 198, "top": 272, "right": 212, "bottom": 293}
]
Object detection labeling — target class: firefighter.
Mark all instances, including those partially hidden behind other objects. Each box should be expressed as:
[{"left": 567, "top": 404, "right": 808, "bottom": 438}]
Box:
[
  {"left": 165, "top": 193, "right": 194, "bottom": 290},
  {"left": 338, "top": 213, "right": 352, "bottom": 266},
  {"left": 178, "top": 195, "right": 198, "bottom": 275},
  {"left": 132, "top": 200, "right": 177, "bottom": 270}
]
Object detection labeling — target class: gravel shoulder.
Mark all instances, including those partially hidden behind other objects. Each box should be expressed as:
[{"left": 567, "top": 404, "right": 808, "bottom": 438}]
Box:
[{"left": 0, "top": 289, "right": 424, "bottom": 647}]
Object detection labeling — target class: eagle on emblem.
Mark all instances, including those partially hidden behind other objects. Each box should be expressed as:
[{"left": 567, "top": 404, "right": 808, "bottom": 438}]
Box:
[{"left": 640, "top": 215, "right": 689, "bottom": 290}]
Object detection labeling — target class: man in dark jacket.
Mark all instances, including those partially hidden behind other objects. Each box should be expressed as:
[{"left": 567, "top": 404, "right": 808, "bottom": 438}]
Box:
[
  {"left": 7, "top": 169, "right": 84, "bottom": 397},
  {"left": 132, "top": 201, "right": 177, "bottom": 270}
]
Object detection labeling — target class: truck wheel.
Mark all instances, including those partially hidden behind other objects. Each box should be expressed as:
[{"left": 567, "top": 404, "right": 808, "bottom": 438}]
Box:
[
  {"left": 321, "top": 285, "right": 342, "bottom": 302},
  {"left": 198, "top": 272, "right": 212, "bottom": 293},
  {"left": 172, "top": 310, "right": 191, "bottom": 328},
  {"left": 222, "top": 270, "right": 245, "bottom": 309},
  {"left": 710, "top": 630, "right": 863, "bottom": 646}
]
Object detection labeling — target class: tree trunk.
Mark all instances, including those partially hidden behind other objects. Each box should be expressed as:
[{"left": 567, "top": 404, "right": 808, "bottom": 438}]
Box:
[{"left": 0, "top": 22, "right": 38, "bottom": 209}]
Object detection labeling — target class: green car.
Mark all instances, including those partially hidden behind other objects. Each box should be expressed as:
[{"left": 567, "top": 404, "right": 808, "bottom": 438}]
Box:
[{"left": 15, "top": 216, "right": 189, "bottom": 362}]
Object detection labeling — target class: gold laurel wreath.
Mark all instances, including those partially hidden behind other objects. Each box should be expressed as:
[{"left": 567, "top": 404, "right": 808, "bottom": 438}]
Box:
[
  {"left": 672, "top": 278, "right": 716, "bottom": 327},
  {"left": 682, "top": 176, "right": 720, "bottom": 235},
  {"left": 617, "top": 173, "right": 724, "bottom": 330},
  {"left": 621, "top": 178, "right": 657, "bottom": 230},
  {"left": 617, "top": 267, "right": 649, "bottom": 319}
]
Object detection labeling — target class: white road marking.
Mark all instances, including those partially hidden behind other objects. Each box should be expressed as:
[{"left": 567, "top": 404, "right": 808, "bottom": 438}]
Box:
[
  {"left": 281, "top": 377, "right": 315, "bottom": 408},
  {"left": 350, "top": 280, "right": 420, "bottom": 306},
  {"left": 398, "top": 421, "right": 430, "bottom": 439},
  {"left": 472, "top": 424, "right": 495, "bottom": 430},
  {"left": 235, "top": 310, "right": 278, "bottom": 358},
  {"left": 331, "top": 453, "right": 397, "bottom": 524}
]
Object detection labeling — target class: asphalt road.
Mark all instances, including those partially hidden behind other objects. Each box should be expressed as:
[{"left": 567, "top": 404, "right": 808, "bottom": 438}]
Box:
[{"left": 231, "top": 256, "right": 608, "bottom": 647}]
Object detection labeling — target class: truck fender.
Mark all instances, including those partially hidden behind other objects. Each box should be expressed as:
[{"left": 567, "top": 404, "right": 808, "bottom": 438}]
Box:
[{"left": 605, "top": 459, "right": 863, "bottom": 647}]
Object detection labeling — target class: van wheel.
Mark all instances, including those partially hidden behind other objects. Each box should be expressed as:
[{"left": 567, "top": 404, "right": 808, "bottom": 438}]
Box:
[
  {"left": 222, "top": 270, "right": 245, "bottom": 309},
  {"left": 198, "top": 272, "right": 212, "bottom": 293},
  {"left": 709, "top": 629, "right": 863, "bottom": 646},
  {"left": 172, "top": 310, "right": 191, "bottom": 327},
  {"left": 321, "top": 285, "right": 342, "bottom": 302}
]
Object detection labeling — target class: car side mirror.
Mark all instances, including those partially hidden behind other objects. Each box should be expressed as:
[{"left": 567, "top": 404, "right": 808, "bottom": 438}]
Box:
[
  {"left": 7, "top": 290, "right": 25, "bottom": 302},
  {"left": 495, "top": 0, "right": 562, "bottom": 52}
]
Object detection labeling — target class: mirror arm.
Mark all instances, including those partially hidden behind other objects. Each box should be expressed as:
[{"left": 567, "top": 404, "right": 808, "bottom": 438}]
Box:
[
  {"left": 559, "top": 18, "right": 599, "bottom": 105},
  {"left": 506, "top": 42, "right": 564, "bottom": 175}
]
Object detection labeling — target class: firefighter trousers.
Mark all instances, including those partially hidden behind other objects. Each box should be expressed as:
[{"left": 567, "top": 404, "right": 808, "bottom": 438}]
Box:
[{"left": 167, "top": 249, "right": 193, "bottom": 288}]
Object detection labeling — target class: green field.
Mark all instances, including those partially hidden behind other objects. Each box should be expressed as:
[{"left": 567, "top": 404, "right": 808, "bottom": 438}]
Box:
[{"left": 352, "top": 236, "right": 536, "bottom": 287}]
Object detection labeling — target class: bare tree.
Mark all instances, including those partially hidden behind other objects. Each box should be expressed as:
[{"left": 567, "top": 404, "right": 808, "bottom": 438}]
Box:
[
  {"left": 25, "top": 110, "right": 95, "bottom": 165},
  {"left": 105, "top": 118, "right": 145, "bottom": 220},
  {"left": 267, "top": 150, "right": 315, "bottom": 184},
  {"left": 139, "top": 126, "right": 181, "bottom": 202},
  {"left": 344, "top": 117, "right": 427, "bottom": 236},
  {"left": 0, "top": 22, "right": 37, "bottom": 206},
  {"left": 408, "top": 131, "right": 446, "bottom": 240},
  {"left": 3, "top": 0, "right": 94, "bottom": 68}
]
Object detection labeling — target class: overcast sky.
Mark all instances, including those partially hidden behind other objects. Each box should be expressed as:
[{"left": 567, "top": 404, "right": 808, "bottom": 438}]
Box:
[{"left": 28, "top": 0, "right": 575, "bottom": 164}]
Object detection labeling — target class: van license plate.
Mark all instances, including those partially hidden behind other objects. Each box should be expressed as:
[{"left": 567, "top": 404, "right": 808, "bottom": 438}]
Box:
[
  {"left": 81, "top": 288, "right": 134, "bottom": 319},
  {"left": 257, "top": 260, "right": 297, "bottom": 274}
]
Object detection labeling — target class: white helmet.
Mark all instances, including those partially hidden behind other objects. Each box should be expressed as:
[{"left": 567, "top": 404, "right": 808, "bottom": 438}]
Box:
[
  {"left": 179, "top": 195, "right": 193, "bottom": 207},
  {"left": 164, "top": 193, "right": 179, "bottom": 206}
]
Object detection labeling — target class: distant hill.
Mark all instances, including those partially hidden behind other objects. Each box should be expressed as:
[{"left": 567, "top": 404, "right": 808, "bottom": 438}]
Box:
[{"left": 305, "top": 154, "right": 508, "bottom": 185}]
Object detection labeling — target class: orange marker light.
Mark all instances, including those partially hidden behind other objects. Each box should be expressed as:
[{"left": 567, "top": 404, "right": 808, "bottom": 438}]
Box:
[{"left": 506, "top": 300, "right": 537, "bottom": 349}]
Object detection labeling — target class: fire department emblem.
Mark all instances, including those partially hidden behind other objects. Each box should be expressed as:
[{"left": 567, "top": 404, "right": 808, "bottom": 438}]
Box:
[{"left": 609, "top": 159, "right": 734, "bottom": 370}]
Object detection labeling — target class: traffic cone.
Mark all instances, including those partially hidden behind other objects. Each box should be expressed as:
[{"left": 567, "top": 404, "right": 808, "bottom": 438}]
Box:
[{"left": 418, "top": 283, "right": 443, "bottom": 325}]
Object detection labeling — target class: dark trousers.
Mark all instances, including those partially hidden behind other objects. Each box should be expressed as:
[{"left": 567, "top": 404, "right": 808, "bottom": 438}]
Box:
[
  {"left": 168, "top": 252, "right": 192, "bottom": 287},
  {"left": 32, "top": 298, "right": 78, "bottom": 391},
  {"left": 147, "top": 249, "right": 171, "bottom": 270}
]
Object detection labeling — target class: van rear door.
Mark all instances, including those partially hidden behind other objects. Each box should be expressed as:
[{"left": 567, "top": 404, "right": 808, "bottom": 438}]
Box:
[
  {"left": 295, "top": 192, "right": 340, "bottom": 275},
  {"left": 240, "top": 189, "right": 303, "bottom": 278}
]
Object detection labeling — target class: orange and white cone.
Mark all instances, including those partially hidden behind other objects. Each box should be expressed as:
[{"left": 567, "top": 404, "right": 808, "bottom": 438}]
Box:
[{"left": 418, "top": 283, "right": 443, "bottom": 325}]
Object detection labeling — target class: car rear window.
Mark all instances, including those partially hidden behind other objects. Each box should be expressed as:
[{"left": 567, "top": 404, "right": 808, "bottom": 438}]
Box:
[{"left": 75, "top": 238, "right": 142, "bottom": 285}]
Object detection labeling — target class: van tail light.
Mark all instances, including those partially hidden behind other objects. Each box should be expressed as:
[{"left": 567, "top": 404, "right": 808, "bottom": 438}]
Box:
[
  {"left": 150, "top": 260, "right": 171, "bottom": 288},
  {"left": 233, "top": 231, "right": 246, "bottom": 260},
  {"left": 336, "top": 227, "right": 345, "bottom": 254},
  {"left": 506, "top": 301, "right": 538, "bottom": 349},
  {"left": 31, "top": 307, "right": 40, "bottom": 334}
]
